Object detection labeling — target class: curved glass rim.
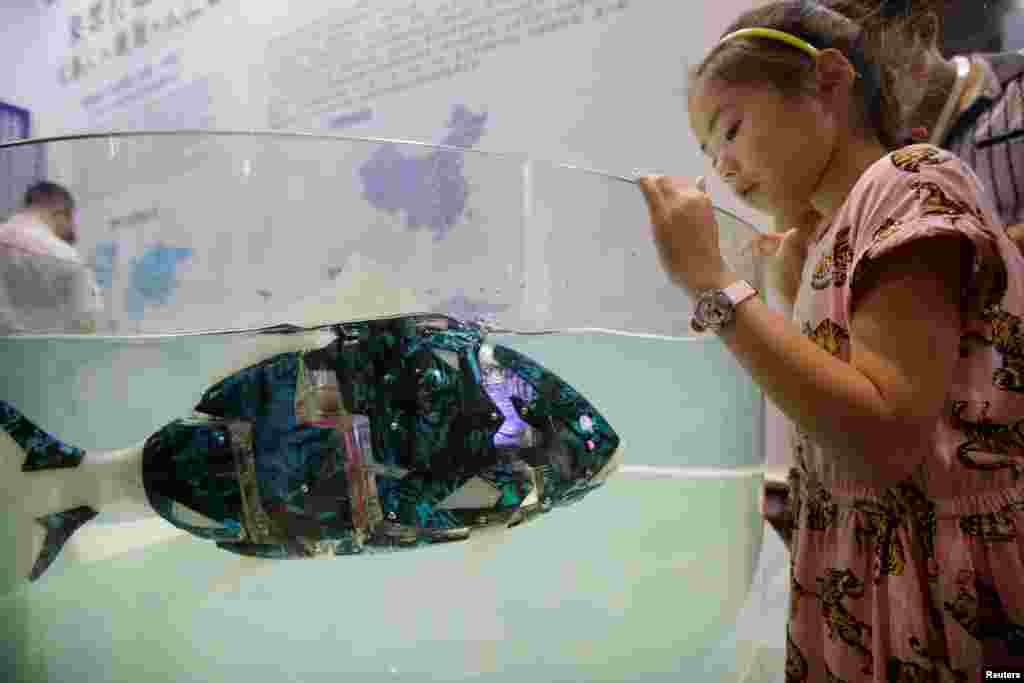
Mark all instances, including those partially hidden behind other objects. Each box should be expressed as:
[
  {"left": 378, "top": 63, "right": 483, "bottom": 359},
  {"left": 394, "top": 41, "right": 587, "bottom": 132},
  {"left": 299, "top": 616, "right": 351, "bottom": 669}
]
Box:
[{"left": 0, "top": 128, "right": 760, "bottom": 234}]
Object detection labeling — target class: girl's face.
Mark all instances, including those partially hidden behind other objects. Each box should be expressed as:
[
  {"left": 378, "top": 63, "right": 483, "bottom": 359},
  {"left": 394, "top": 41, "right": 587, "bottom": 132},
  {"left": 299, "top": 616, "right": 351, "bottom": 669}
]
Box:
[{"left": 688, "top": 76, "right": 837, "bottom": 217}]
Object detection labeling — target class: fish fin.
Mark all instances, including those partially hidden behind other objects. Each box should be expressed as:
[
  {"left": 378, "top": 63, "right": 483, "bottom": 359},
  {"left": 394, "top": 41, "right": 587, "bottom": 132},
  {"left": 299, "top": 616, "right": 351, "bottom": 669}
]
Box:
[{"left": 29, "top": 506, "right": 99, "bottom": 581}]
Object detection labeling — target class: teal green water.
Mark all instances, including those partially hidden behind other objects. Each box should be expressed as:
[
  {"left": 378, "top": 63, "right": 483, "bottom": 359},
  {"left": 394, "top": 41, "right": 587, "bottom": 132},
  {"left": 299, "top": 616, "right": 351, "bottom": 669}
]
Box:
[{"left": 0, "top": 332, "right": 765, "bottom": 681}]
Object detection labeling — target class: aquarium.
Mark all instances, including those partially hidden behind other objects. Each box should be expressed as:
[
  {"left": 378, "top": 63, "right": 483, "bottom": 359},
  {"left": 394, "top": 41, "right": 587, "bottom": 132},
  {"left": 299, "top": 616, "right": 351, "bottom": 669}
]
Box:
[{"left": 0, "top": 132, "right": 767, "bottom": 682}]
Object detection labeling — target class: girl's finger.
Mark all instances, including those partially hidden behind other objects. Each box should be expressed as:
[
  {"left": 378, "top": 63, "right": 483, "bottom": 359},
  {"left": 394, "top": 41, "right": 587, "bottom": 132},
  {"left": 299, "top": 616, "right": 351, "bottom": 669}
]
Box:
[
  {"left": 743, "top": 233, "right": 781, "bottom": 257},
  {"left": 762, "top": 234, "right": 786, "bottom": 256},
  {"left": 636, "top": 176, "right": 666, "bottom": 220},
  {"left": 655, "top": 174, "right": 681, "bottom": 195},
  {"left": 636, "top": 175, "right": 662, "bottom": 198},
  {"left": 743, "top": 235, "right": 769, "bottom": 256},
  {"left": 696, "top": 176, "right": 708, "bottom": 194}
]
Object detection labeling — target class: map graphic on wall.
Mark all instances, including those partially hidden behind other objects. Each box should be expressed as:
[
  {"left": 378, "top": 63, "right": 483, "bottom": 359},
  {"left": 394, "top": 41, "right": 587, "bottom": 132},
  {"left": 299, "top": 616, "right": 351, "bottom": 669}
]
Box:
[
  {"left": 359, "top": 104, "right": 488, "bottom": 241},
  {"left": 125, "top": 244, "right": 194, "bottom": 320},
  {"left": 92, "top": 241, "right": 118, "bottom": 291},
  {"left": 90, "top": 240, "right": 194, "bottom": 322}
]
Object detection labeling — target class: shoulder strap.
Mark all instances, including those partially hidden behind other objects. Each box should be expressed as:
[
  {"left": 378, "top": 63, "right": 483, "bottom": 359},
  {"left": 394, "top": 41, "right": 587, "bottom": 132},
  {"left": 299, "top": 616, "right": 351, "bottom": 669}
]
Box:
[{"left": 978, "top": 50, "right": 1024, "bottom": 86}]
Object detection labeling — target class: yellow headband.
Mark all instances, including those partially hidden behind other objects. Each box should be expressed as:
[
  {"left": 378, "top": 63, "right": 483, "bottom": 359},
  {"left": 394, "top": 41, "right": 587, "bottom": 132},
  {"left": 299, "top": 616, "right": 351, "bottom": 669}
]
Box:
[{"left": 718, "top": 27, "right": 820, "bottom": 59}]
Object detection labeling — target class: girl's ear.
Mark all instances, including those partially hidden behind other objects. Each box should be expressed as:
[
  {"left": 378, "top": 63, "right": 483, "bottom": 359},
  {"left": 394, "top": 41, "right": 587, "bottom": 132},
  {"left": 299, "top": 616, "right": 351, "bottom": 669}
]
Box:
[{"left": 814, "top": 48, "right": 858, "bottom": 96}]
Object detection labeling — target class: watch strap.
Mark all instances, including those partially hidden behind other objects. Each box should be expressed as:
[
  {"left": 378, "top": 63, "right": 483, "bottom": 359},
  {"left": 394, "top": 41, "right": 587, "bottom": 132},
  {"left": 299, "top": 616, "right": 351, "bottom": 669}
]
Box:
[{"left": 722, "top": 280, "right": 758, "bottom": 307}]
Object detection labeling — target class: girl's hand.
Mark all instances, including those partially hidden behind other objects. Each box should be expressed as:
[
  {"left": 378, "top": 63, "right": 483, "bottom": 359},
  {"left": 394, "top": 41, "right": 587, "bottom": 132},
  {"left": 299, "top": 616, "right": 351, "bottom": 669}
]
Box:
[
  {"left": 637, "top": 175, "right": 735, "bottom": 294},
  {"left": 744, "top": 207, "right": 819, "bottom": 309},
  {"left": 745, "top": 229, "right": 808, "bottom": 309}
]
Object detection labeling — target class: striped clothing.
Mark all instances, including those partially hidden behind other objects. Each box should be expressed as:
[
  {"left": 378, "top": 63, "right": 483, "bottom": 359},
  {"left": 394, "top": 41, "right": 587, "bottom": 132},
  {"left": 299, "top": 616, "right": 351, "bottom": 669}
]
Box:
[{"left": 945, "top": 51, "right": 1024, "bottom": 227}]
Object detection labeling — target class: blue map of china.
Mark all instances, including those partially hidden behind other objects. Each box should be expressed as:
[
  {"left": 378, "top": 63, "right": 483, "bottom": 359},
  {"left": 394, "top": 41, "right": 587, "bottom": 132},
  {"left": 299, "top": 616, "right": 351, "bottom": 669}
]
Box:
[
  {"left": 359, "top": 104, "right": 488, "bottom": 241},
  {"left": 92, "top": 241, "right": 118, "bottom": 291},
  {"left": 126, "top": 244, "right": 193, "bottom": 319}
]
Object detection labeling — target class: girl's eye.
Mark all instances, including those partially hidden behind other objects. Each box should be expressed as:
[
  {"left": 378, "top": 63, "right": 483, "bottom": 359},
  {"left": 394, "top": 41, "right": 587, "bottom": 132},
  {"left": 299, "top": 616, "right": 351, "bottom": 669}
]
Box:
[{"left": 725, "top": 121, "right": 740, "bottom": 142}]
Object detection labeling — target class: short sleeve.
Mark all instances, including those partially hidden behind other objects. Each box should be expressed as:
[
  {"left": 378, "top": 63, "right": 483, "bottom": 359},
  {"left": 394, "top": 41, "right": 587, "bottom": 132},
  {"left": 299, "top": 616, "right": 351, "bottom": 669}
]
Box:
[{"left": 844, "top": 145, "right": 1009, "bottom": 320}]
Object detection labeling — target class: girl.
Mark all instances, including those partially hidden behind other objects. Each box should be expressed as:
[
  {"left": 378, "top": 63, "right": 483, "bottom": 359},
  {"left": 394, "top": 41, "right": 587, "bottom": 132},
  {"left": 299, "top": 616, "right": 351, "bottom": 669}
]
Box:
[
  {"left": 638, "top": 1, "right": 1024, "bottom": 679},
  {"left": 765, "top": 0, "right": 1024, "bottom": 566}
]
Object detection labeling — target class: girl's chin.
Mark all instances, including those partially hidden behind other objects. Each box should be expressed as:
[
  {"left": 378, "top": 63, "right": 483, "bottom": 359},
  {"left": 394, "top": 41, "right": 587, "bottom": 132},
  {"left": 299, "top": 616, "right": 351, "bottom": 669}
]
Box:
[{"left": 742, "top": 193, "right": 777, "bottom": 216}]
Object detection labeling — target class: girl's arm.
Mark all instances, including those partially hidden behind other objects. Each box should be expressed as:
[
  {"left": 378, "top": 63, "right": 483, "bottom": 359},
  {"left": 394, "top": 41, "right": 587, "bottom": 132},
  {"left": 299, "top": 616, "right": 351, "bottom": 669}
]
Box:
[{"left": 715, "top": 235, "right": 964, "bottom": 485}]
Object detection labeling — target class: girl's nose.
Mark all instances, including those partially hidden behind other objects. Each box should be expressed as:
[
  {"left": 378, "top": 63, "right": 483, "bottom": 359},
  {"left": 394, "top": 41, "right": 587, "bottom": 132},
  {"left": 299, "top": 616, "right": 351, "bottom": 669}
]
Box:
[
  {"left": 715, "top": 156, "right": 739, "bottom": 186},
  {"left": 719, "top": 169, "right": 739, "bottom": 190}
]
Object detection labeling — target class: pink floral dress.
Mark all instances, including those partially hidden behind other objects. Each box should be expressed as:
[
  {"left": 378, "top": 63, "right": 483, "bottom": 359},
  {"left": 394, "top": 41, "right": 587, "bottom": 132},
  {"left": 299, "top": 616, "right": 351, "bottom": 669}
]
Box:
[{"left": 785, "top": 144, "right": 1024, "bottom": 682}]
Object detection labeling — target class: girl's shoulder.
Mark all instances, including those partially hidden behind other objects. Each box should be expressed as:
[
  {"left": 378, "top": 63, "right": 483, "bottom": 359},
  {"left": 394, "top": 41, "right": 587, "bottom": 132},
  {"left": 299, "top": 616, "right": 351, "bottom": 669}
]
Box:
[
  {"left": 868, "top": 144, "right": 972, "bottom": 185},
  {"left": 865, "top": 144, "right": 982, "bottom": 191},
  {"left": 844, "top": 144, "right": 989, "bottom": 228}
]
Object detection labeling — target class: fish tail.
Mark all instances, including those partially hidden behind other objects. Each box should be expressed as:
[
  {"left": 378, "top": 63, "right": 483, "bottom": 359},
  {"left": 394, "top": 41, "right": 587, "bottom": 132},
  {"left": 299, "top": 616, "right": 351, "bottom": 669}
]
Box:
[
  {"left": 0, "top": 399, "right": 86, "bottom": 472},
  {"left": 28, "top": 506, "right": 100, "bottom": 582},
  {"left": 1, "top": 400, "right": 100, "bottom": 581}
]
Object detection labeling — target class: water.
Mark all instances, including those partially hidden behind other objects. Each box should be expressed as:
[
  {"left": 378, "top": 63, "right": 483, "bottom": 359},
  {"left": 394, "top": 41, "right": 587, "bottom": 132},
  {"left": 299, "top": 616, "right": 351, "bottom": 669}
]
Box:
[
  {"left": 2, "top": 475, "right": 762, "bottom": 682},
  {"left": 0, "top": 329, "right": 766, "bottom": 682}
]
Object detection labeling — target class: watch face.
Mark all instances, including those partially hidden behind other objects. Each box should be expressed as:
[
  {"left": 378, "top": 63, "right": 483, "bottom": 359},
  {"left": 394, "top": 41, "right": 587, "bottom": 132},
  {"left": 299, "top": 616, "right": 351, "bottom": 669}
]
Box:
[
  {"left": 706, "top": 305, "right": 728, "bottom": 325},
  {"left": 697, "top": 292, "right": 731, "bottom": 328},
  {"left": 711, "top": 294, "right": 730, "bottom": 320}
]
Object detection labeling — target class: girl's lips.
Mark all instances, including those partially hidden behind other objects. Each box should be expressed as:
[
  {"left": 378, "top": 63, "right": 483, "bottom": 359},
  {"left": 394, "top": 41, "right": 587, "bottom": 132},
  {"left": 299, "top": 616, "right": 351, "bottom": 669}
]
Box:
[{"left": 739, "top": 184, "right": 758, "bottom": 201}]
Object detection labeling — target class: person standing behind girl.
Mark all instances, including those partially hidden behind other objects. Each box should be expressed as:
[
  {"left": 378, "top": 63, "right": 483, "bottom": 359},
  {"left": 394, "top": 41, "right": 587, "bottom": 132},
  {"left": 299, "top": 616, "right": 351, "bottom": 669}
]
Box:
[
  {"left": 637, "top": 2, "right": 1024, "bottom": 679},
  {"left": 826, "top": 0, "right": 1024, "bottom": 242}
]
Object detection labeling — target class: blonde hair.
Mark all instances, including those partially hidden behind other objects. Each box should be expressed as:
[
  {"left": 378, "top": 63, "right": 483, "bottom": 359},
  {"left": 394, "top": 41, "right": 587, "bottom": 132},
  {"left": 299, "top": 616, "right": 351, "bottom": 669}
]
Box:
[{"left": 692, "top": 1, "right": 904, "bottom": 149}]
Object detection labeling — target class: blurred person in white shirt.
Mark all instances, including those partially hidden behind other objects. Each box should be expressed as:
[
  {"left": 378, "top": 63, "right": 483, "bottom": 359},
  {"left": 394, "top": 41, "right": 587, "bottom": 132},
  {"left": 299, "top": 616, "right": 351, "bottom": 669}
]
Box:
[{"left": 0, "top": 181, "right": 101, "bottom": 334}]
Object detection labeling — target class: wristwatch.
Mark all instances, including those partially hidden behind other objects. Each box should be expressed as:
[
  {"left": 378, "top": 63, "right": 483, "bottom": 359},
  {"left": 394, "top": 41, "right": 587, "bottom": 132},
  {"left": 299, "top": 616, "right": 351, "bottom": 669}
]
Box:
[{"left": 690, "top": 280, "right": 759, "bottom": 333}]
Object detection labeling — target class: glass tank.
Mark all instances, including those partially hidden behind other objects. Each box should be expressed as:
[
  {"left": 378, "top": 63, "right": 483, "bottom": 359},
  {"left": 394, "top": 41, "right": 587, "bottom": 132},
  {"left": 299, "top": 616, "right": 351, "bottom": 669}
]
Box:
[{"left": 0, "top": 132, "right": 766, "bottom": 682}]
